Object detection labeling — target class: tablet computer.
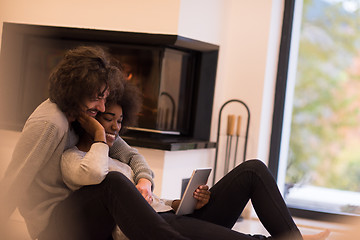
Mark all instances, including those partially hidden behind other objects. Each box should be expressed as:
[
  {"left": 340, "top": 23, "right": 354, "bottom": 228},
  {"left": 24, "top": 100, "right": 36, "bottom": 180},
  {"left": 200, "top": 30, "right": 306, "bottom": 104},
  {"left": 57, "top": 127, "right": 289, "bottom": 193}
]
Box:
[{"left": 175, "top": 168, "right": 212, "bottom": 215}]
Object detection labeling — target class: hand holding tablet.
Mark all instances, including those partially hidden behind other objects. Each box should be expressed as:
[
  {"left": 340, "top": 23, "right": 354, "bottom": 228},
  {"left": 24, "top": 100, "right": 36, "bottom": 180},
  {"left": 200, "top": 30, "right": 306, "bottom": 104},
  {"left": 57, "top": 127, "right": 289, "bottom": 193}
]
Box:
[{"left": 175, "top": 168, "right": 212, "bottom": 215}]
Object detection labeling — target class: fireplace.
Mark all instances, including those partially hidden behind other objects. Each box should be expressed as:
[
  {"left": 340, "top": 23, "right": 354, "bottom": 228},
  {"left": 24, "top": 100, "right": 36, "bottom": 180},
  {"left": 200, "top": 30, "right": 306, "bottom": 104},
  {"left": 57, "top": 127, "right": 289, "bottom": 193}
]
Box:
[{"left": 0, "top": 22, "right": 218, "bottom": 150}]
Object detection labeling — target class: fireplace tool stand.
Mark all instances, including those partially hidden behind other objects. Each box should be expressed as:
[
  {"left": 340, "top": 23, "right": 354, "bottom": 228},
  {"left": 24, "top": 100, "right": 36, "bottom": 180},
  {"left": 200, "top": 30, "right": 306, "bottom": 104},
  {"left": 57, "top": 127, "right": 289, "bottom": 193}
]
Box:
[{"left": 212, "top": 99, "right": 250, "bottom": 186}]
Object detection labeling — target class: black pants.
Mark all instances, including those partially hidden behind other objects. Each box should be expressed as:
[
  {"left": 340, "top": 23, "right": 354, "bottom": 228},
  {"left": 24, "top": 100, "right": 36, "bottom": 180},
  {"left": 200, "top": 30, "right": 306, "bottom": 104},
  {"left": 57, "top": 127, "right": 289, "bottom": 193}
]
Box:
[{"left": 39, "top": 160, "right": 303, "bottom": 240}]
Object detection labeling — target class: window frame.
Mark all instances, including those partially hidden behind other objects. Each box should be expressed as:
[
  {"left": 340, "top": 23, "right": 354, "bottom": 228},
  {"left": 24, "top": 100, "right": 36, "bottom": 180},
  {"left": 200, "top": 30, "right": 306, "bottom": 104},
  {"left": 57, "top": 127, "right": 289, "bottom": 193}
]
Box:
[{"left": 268, "top": 0, "right": 359, "bottom": 223}]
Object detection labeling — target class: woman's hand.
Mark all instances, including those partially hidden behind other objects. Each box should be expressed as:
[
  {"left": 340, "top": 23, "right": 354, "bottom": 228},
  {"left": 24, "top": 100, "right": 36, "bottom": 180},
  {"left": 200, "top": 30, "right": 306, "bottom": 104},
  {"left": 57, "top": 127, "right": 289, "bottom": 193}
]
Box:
[
  {"left": 170, "top": 185, "right": 211, "bottom": 212},
  {"left": 194, "top": 185, "right": 210, "bottom": 210},
  {"left": 77, "top": 112, "right": 106, "bottom": 141},
  {"left": 136, "top": 178, "right": 153, "bottom": 204}
]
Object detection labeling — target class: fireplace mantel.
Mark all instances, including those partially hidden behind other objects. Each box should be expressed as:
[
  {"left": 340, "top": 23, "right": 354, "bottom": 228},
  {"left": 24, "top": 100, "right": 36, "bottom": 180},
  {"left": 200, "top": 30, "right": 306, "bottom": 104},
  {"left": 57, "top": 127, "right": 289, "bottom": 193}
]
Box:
[{"left": 122, "top": 134, "right": 216, "bottom": 151}]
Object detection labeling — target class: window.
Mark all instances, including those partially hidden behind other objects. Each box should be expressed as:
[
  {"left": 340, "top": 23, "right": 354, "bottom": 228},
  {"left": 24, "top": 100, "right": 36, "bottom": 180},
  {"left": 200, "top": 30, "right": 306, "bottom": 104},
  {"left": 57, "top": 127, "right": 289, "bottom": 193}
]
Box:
[{"left": 269, "top": 0, "right": 360, "bottom": 219}]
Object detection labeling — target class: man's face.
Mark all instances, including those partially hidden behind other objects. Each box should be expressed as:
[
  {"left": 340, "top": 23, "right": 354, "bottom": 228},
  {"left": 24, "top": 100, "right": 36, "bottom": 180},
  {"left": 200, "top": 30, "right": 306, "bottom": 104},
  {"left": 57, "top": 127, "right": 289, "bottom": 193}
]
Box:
[{"left": 82, "top": 85, "right": 110, "bottom": 117}]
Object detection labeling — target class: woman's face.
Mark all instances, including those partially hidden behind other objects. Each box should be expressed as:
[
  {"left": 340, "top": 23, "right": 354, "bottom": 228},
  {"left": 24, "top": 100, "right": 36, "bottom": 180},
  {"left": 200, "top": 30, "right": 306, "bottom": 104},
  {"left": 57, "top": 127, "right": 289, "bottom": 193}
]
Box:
[{"left": 96, "top": 104, "right": 123, "bottom": 147}]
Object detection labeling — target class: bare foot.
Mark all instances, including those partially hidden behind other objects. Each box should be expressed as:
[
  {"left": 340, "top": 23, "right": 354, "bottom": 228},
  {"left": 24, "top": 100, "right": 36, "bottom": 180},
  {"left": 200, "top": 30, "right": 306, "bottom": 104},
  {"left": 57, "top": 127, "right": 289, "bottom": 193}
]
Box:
[{"left": 303, "top": 229, "right": 330, "bottom": 240}]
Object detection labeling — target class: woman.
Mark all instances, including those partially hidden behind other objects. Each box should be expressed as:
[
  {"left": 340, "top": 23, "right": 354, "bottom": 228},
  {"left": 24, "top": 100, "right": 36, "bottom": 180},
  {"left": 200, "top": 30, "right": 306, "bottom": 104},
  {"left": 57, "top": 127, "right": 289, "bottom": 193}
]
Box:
[
  {"left": 60, "top": 80, "right": 330, "bottom": 240},
  {"left": 61, "top": 80, "right": 201, "bottom": 239}
]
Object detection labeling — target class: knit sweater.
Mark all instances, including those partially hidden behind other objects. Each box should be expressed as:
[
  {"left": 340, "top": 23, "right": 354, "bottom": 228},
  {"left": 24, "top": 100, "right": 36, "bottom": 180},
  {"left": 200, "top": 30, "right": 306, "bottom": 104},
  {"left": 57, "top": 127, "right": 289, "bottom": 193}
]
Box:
[
  {"left": 61, "top": 143, "right": 134, "bottom": 191},
  {"left": 61, "top": 144, "right": 172, "bottom": 213},
  {"left": 0, "top": 99, "right": 154, "bottom": 239}
]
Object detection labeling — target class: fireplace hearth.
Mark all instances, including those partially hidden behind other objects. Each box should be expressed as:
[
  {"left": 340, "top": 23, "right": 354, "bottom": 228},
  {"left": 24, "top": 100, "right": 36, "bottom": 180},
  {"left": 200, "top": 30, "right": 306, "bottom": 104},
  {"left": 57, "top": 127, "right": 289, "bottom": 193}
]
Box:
[{"left": 0, "top": 22, "right": 219, "bottom": 150}]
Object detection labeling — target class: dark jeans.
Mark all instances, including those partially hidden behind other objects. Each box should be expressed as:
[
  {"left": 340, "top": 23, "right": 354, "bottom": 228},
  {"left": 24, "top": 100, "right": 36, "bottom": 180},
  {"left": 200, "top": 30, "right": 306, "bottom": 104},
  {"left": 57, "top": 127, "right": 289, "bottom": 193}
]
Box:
[{"left": 39, "top": 160, "right": 303, "bottom": 240}]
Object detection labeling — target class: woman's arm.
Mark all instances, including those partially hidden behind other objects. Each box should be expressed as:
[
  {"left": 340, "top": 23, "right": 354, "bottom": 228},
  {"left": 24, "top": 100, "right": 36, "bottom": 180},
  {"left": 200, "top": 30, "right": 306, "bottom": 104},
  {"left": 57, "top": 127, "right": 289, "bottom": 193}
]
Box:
[
  {"left": 109, "top": 138, "right": 154, "bottom": 184},
  {"left": 61, "top": 143, "right": 109, "bottom": 191},
  {"left": 170, "top": 200, "right": 181, "bottom": 212},
  {"left": 109, "top": 138, "right": 154, "bottom": 204}
]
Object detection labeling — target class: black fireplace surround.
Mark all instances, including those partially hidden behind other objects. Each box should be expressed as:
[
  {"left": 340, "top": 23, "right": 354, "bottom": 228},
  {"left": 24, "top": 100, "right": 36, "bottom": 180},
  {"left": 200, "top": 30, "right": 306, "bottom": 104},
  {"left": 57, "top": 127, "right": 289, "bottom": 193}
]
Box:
[{"left": 0, "top": 22, "right": 218, "bottom": 150}]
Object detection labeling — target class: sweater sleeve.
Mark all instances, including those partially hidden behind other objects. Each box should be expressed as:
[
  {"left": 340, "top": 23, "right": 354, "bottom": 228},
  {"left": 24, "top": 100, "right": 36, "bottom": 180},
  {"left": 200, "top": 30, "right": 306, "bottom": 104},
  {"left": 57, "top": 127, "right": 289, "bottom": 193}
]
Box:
[
  {"left": 61, "top": 143, "right": 110, "bottom": 191},
  {"left": 109, "top": 137, "right": 154, "bottom": 187},
  {"left": 0, "top": 120, "right": 66, "bottom": 222}
]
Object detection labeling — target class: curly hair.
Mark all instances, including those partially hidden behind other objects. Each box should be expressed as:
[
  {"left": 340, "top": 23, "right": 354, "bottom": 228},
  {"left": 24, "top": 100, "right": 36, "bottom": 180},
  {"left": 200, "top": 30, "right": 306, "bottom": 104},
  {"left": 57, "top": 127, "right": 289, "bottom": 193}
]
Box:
[
  {"left": 103, "top": 79, "right": 142, "bottom": 135},
  {"left": 49, "top": 46, "right": 124, "bottom": 119}
]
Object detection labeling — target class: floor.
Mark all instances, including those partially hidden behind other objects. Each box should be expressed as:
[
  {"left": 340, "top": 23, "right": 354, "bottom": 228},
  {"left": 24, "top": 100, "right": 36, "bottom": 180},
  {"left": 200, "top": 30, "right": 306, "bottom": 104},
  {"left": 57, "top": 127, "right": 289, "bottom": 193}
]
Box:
[{"left": 232, "top": 216, "right": 355, "bottom": 239}]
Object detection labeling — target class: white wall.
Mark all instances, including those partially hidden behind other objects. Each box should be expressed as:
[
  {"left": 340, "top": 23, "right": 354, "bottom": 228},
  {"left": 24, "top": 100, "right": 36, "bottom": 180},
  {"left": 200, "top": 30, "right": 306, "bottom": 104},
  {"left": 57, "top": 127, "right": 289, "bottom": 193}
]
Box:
[
  {"left": 0, "top": 0, "right": 284, "bottom": 182},
  {"left": 177, "top": 0, "right": 284, "bottom": 180},
  {"left": 0, "top": 0, "right": 181, "bottom": 47}
]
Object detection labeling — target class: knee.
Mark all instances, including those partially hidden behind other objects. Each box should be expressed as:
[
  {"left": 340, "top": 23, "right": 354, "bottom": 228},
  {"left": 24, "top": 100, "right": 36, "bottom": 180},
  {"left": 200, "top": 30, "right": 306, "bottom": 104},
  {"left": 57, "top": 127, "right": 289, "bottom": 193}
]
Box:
[
  {"left": 243, "top": 159, "right": 267, "bottom": 167},
  {"left": 230, "top": 159, "right": 275, "bottom": 185},
  {"left": 100, "top": 171, "right": 137, "bottom": 196},
  {"left": 102, "top": 171, "right": 132, "bottom": 186},
  {"left": 236, "top": 159, "right": 269, "bottom": 174}
]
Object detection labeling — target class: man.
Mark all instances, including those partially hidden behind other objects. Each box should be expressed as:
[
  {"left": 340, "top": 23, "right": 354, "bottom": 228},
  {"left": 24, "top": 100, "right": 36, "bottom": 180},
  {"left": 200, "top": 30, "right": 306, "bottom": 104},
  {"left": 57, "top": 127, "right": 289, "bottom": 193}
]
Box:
[{"left": 0, "top": 46, "right": 154, "bottom": 239}]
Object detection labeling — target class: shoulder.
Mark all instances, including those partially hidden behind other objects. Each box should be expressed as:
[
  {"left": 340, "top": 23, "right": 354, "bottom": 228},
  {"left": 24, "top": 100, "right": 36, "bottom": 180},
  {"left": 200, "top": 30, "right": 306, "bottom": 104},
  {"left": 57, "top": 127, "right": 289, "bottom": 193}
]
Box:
[
  {"left": 113, "top": 136, "right": 126, "bottom": 145},
  {"left": 110, "top": 137, "right": 132, "bottom": 150},
  {"left": 109, "top": 137, "right": 138, "bottom": 156},
  {"left": 24, "top": 99, "right": 69, "bottom": 136}
]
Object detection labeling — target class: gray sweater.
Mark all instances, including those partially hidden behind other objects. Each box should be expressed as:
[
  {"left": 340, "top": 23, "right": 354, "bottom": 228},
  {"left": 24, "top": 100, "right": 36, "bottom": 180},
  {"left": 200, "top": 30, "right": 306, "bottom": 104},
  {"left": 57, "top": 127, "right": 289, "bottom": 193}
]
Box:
[{"left": 0, "top": 99, "right": 154, "bottom": 239}]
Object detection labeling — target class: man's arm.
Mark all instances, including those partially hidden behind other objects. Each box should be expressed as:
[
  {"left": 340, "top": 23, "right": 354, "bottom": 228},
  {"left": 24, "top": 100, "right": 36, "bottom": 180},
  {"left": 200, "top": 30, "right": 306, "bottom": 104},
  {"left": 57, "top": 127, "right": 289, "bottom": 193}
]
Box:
[{"left": 0, "top": 121, "right": 66, "bottom": 222}]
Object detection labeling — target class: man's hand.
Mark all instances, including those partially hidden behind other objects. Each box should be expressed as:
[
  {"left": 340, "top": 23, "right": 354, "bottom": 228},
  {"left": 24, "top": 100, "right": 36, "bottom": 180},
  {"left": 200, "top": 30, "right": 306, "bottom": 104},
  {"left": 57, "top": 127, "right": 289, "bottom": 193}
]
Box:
[
  {"left": 136, "top": 178, "right": 153, "bottom": 204},
  {"left": 194, "top": 185, "right": 210, "bottom": 210}
]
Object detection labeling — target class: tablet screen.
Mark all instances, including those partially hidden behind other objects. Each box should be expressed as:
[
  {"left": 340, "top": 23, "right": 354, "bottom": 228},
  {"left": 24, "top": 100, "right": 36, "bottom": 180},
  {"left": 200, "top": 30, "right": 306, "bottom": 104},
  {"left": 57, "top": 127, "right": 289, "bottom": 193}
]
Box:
[{"left": 175, "top": 168, "right": 212, "bottom": 215}]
